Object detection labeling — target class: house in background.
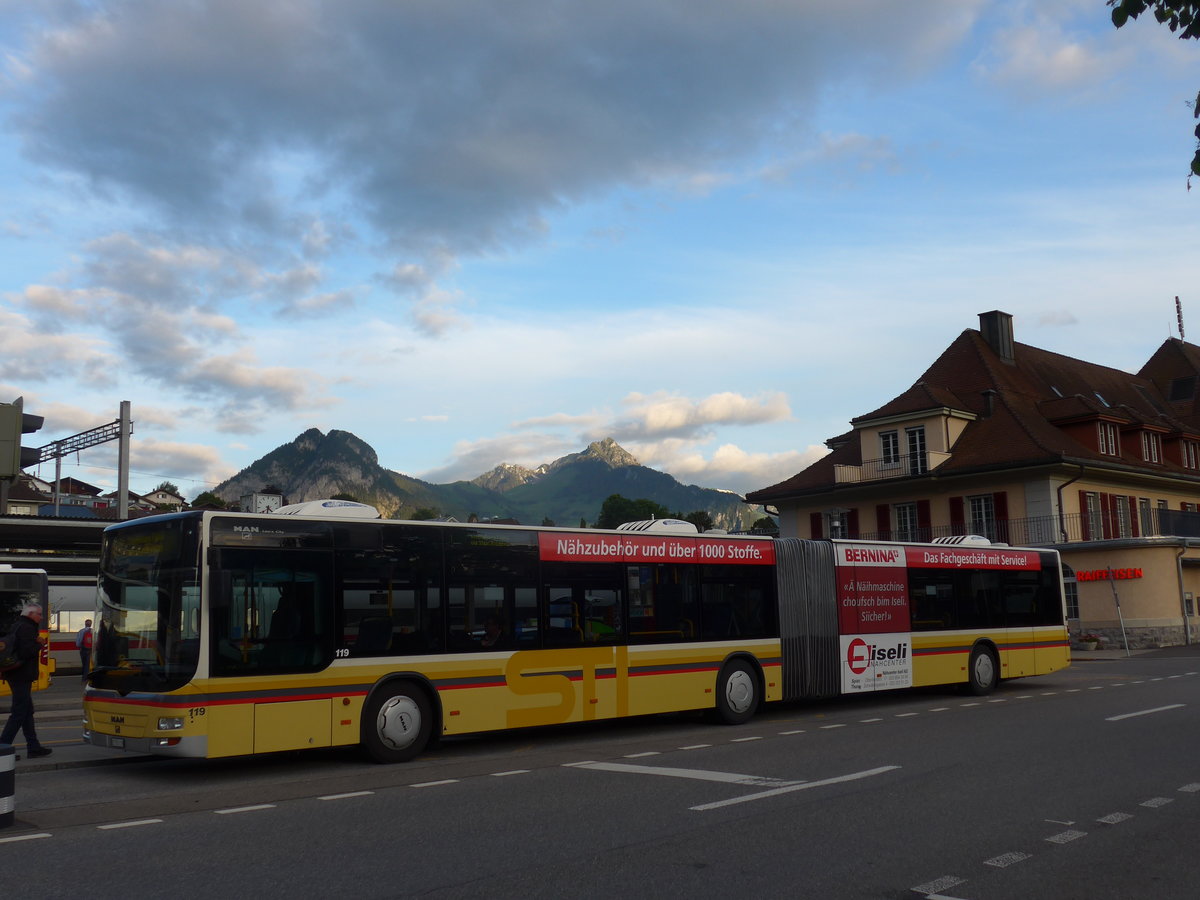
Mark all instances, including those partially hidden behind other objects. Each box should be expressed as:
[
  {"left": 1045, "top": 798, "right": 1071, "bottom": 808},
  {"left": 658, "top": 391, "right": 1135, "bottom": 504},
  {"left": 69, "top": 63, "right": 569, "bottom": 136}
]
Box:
[
  {"left": 142, "top": 487, "right": 186, "bottom": 511},
  {"left": 748, "top": 310, "right": 1200, "bottom": 649}
]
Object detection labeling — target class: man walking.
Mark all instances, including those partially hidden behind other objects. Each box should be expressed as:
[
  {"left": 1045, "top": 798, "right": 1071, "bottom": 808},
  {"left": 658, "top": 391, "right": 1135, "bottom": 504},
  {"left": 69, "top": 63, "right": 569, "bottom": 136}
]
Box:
[
  {"left": 76, "top": 618, "right": 94, "bottom": 682},
  {"left": 0, "top": 602, "right": 52, "bottom": 758}
]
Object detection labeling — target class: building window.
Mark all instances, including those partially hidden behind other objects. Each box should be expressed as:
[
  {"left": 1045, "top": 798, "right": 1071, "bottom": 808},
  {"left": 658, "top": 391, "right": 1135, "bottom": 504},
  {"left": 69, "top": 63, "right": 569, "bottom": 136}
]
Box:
[
  {"left": 1138, "top": 497, "right": 1155, "bottom": 536},
  {"left": 880, "top": 431, "right": 900, "bottom": 466},
  {"left": 1112, "top": 495, "right": 1132, "bottom": 538},
  {"left": 1184, "top": 440, "right": 1200, "bottom": 470},
  {"left": 1140, "top": 432, "right": 1161, "bottom": 463},
  {"left": 894, "top": 503, "right": 919, "bottom": 542},
  {"left": 1062, "top": 564, "right": 1078, "bottom": 620},
  {"left": 826, "top": 510, "right": 850, "bottom": 538},
  {"left": 1083, "top": 492, "right": 1102, "bottom": 540},
  {"left": 967, "top": 494, "right": 995, "bottom": 540},
  {"left": 1098, "top": 422, "right": 1119, "bottom": 456},
  {"left": 906, "top": 426, "right": 927, "bottom": 475}
]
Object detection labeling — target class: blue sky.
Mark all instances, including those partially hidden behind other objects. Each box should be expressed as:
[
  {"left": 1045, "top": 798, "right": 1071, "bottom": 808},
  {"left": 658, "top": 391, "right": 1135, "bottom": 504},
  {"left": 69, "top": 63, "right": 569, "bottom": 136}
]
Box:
[{"left": 1, "top": 1, "right": 1196, "bottom": 503}]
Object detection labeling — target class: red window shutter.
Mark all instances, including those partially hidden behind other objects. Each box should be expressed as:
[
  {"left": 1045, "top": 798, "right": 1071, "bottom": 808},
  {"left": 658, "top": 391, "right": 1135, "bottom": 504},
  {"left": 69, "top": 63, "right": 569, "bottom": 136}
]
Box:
[
  {"left": 810, "top": 512, "right": 823, "bottom": 539},
  {"left": 1128, "top": 496, "right": 1139, "bottom": 538},
  {"left": 993, "top": 491, "right": 1009, "bottom": 543},
  {"left": 917, "top": 500, "right": 931, "bottom": 542},
  {"left": 1079, "top": 490, "right": 1091, "bottom": 541},
  {"left": 1099, "top": 493, "right": 1113, "bottom": 539},
  {"left": 847, "top": 509, "right": 860, "bottom": 539},
  {"left": 949, "top": 496, "right": 965, "bottom": 534},
  {"left": 876, "top": 504, "right": 890, "bottom": 540}
]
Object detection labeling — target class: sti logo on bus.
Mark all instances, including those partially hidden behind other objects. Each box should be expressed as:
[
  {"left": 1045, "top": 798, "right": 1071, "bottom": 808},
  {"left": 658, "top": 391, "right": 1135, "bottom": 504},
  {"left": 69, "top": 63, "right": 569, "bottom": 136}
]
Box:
[{"left": 845, "top": 637, "right": 908, "bottom": 675}]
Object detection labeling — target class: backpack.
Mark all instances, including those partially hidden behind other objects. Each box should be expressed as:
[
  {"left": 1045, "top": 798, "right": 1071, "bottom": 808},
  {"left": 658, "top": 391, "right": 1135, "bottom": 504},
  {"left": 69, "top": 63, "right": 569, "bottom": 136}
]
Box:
[{"left": 0, "top": 626, "right": 21, "bottom": 675}]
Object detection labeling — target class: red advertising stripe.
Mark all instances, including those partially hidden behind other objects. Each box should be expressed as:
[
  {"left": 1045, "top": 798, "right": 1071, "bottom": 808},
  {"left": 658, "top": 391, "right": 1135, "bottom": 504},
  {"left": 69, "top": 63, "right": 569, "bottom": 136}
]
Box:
[
  {"left": 538, "top": 533, "right": 775, "bottom": 565},
  {"left": 904, "top": 546, "right": 1041, "bottom": 570}
]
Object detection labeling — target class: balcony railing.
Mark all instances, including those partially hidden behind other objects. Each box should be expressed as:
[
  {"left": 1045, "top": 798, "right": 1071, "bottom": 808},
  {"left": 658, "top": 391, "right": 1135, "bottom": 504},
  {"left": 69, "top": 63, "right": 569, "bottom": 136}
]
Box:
[
  {"left": 855, "top": 508, "right": 1200, "bottom": 547},
  {"left": 834, "top": 451, "right": 952, "bottom": 484}
]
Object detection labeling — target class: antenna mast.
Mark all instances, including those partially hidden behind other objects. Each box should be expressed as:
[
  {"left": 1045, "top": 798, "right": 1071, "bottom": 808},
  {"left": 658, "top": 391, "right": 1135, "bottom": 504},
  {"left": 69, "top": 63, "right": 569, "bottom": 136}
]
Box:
[{"left": 1177, "top": 296, "right": 1185, "bottom": 341}]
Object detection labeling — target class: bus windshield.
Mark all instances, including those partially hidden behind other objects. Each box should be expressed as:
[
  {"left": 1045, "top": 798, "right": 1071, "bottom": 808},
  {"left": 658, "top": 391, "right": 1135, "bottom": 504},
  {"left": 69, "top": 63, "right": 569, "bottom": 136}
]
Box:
[{"left": 92, "top": 515, "right": 202, "bottom": 694}]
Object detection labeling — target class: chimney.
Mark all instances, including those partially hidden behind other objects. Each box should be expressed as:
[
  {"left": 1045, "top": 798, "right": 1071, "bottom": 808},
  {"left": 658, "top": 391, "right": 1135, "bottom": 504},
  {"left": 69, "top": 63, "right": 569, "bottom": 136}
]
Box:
[
  {"left": 981, "top": 389, "right": 997, "bottom": 417},
  {"left": 979, "top": 310, "right": 1015, "bottom": 364}
]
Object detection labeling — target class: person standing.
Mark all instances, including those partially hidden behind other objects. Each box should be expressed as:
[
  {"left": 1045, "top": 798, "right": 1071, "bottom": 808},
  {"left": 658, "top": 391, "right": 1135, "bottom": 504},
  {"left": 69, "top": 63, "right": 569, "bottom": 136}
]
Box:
[
  {"left": 0, "top": 602, "right": 52, "bottom": 758},
  {"left": 76, "top": 618, "right": 94, "bottom": 682}
]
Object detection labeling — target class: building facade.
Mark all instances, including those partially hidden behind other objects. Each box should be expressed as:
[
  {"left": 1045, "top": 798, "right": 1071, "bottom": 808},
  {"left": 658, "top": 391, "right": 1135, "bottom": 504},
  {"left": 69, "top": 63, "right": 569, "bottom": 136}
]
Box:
[{"left": 748, "top": 311, "right": 1200, "bottom": 649}]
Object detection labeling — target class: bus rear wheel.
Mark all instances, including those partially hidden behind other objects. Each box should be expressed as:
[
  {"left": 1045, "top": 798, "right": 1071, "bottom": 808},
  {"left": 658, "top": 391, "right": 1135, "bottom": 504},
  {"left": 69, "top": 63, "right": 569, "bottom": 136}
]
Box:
[
  {"left": 967, "top": 645, "right": 999, "bottom": 696},
  {"left": 362, "top": 681, "right": 432, "bottom": 763},
  {"left": 714, "top": 659, "right": 759, "bottom": 725}
]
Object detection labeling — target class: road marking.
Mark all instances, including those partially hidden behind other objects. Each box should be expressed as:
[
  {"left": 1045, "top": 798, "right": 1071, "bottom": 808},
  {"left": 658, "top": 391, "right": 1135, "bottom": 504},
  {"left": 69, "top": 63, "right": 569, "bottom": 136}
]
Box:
[
  {"left": 1015, "top": 695, "right": 1033, "bottom": 700},
  {"left": 625, "top": 751, "right": 660, "bottom": 757},
  {"left": 778, "top": 730, "right": 805, "bottom": 735},
  {"left": 731, "top": 736, "right": 762, "bottom": 743},
  {"left": 319, "top": 791, "right": 375, "bottom": 799},
  {"left": 987, "top": 699, "right": 1007, "bottom": 703},
  {"left": 928, "top": 707, "right": 950, "bottom": 712},
  {"left": 490, "top": 770, "right": 530, "bottom": 777},
  {"left": 690, "top": 765, "right": 900, "bottom": 811},
  {"left": 1045, "top": 819, "right": 1075, "bottom": 825},
  {"left": 1088, "top": 686, "right": 1104, "bottom": 690},
  {"left": 0, "top": 832, "right": 51, "bottom": 844},
  {"left": 1041, "top": 691, "right": 1058, "bottom": 696},
  {"left": 1097, "top": 812, "right": 1133, "bottom": 824},
  {"left": 570, "top": 761, "right": 800, "bottom": 787},
  {"left": 911, "top": 875, "right": 966, "bottom": 894},
  {"left": 214, "top": 804, "right": 276, "bottom": 815},
  {"left": 960, "top": 702, "right": 980, "bottom": 708},
  {"left": 1140, "top": 797, "right": 1173, "bottom": 808},
  {"left": 1178, "top": 783, "right": 1200, "bottom": 793},
  {"left": 820, "top": 723, "right": 846, "bottom": 730},
  {"left": 895, "top": 712, "right": 919, "bottom": 718},
  {"left": 861, "top": 718, "right": 883, "bottom": 723},
  {"left": 679, "top": 744, "right": 711, "bottom": 750},
  {"left": 98, "top": 819, "right": 163, "bottom": 829},
  {"left": 1045, "top": 829, "right": 1087, "bottom": 844},
  {"left": 1106, "top": 704, "right": 1185, "bottom": 721},
  {"left": 411, "top": 779, "right": 459, "bottom": 788},
  {"left": 984, "top": 851, "right": 1031, "bottom": 868}
]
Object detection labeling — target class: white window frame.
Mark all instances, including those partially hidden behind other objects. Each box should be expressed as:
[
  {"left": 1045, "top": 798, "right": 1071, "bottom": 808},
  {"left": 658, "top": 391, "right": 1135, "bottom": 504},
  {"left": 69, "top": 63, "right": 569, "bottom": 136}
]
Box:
[
  {"left": 1098, "top": 422, "right": 1119, "bottom": 456},
  {"left": 894, "top": 502, "right": 919, "bottom": 542},
  {"left": 880, "top": 431, "right": 900, "bottom": 466},
  {"left": 967, "top": 493, "right": 995, "bottom": 540}
]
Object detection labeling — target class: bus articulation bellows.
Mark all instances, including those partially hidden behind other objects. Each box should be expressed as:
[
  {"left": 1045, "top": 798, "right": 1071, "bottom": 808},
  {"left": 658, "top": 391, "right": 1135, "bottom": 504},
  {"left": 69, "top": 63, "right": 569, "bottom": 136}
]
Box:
[{"left": 82, "top": 507, "right": 1069, "bottom": 763}]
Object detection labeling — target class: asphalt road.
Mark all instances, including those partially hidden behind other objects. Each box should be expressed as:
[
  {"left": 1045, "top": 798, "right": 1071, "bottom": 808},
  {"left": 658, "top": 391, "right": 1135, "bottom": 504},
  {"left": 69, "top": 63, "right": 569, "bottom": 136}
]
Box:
[{"left": 5, "top": 647, "right": 1200, "bottom": 899}]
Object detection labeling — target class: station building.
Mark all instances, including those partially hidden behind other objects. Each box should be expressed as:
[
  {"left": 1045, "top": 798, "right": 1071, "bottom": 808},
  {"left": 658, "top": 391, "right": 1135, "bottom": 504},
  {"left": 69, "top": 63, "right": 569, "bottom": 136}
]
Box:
[{"left": 747, "top": 310, "right": 1200, "bottom": 649}]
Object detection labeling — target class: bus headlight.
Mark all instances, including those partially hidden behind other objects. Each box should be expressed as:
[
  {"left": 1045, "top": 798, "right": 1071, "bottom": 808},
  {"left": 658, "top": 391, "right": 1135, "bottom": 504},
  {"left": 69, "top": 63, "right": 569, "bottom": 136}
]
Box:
[{"left": 157, "top": 717, "right": 185, "bottom": 731}]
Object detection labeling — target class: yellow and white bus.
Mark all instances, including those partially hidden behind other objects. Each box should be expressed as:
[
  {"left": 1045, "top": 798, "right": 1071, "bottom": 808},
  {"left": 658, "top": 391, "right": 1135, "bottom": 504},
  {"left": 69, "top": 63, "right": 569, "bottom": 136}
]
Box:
[
  {"left": 0, "top": 564, "right": 54, "bottom": 694},
  {"left": 82, "top": 504, "right": 1069, "bottom": 762}
]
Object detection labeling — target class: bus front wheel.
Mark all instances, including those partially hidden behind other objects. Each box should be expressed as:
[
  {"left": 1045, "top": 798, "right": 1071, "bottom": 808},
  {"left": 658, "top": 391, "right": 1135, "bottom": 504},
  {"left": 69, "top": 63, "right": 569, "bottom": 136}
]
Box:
[
  {"left": 714, "top": 659, "right": 759, "bottom": 725},
  {"left": 967, "top": 645, "right": 999, "bottom": 696},
  {"left": 362, "top": 681, "right": 433, "bottom": 763}
]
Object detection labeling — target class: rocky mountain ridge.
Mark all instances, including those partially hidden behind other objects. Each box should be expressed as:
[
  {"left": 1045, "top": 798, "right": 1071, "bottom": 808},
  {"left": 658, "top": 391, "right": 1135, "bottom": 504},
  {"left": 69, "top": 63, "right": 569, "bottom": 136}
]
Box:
[{"left": 213, "top": 430, "right": 763, "bottom": 530}]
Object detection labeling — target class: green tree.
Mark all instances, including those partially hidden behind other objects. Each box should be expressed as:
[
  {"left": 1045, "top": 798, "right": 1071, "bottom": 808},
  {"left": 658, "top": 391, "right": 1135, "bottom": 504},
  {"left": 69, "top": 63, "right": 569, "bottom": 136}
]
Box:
[
  {"left": 541, "top": 516, "right": 556, "bottom": 527},
  {"left": 191, "top": 490, "right": 226, "bottom": 509},
  {"left": 594, "top": 494, "right": 671, "bottom": 530},
  {"left": 750, "top": 516, "right": 780, "bottom": 535},
  {"left": 153, "top": 480, "right": 181, "bottom": 496},
  {"left": 681, "top": 510, "right": 714, "bottom": 532},
  {"left": 411, "top": 507, "right": 440, "bottom": 520},
  {"left": 330, "top": 492, "right": 360, "bottom": 502},
  {"left": 1109, "top": 0, "right": 1200, "bottom": 179}
]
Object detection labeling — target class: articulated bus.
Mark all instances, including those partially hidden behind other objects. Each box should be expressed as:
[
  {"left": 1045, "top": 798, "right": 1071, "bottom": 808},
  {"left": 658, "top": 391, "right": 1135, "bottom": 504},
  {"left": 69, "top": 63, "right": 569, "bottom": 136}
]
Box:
[
  {"left": 82, "top": 504, "right": 1069, "bottom": 762},
  {"left": 0, "top": 564, "right": 54, "bottom": 695}
]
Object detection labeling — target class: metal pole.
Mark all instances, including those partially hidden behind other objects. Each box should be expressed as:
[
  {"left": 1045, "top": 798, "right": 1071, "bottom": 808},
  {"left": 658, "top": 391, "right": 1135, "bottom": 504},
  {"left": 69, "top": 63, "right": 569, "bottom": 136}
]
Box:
[
  {"left": 54, "top": 453, "right": 62, "bottom": 517},
  {"left": 1107, "top": 567, "right": 1131, "bottom": 657},
  {"left": 117, "top": 401, "right": 131, "bottom": 520}
]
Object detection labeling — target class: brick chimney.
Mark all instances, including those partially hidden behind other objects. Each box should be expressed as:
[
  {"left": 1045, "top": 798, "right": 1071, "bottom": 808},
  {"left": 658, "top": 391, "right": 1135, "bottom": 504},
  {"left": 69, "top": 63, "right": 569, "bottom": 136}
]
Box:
[{"left": 978, "top": 310, "right": 1015, "bottom": 364}]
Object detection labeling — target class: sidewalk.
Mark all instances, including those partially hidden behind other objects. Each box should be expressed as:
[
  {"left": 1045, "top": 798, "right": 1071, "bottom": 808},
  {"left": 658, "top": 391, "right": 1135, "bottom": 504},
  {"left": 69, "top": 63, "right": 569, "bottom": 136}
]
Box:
[{"left": 0, "top": 673, "right": 150, "bottom": 772}]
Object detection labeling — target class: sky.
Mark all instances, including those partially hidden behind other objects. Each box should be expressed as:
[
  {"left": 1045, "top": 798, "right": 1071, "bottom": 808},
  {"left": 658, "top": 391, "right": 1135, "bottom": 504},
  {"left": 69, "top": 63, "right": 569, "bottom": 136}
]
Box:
[{"left": 1, "top": 0, "right": 1197, "bottom": 504}]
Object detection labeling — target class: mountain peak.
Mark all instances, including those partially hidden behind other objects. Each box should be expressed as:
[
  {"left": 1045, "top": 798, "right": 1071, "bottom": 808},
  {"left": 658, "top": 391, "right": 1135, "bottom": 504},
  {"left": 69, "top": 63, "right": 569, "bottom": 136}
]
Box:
[{"left": 583, "top": 438, "right": 639, "bottom": 468}]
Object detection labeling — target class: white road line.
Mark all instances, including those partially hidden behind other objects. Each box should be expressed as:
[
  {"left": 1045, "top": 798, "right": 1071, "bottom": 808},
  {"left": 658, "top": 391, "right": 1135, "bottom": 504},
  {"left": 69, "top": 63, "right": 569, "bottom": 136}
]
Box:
[
  {"left": 731, "top": 736, "right": 762, "bottom": 743},
  {"left": 319, "top": 791, "right": 375, "bottom": 800},
  {"left": 1045, "top": 829, "right": 1087, "bottom": 844},
  {"left": 987, "top": 699, "right": 1007, "bottom": 703},
  {"left": 625, "top": 751, "right": 660, "bottom": 757},
  {"left": 928, "top": 707, "right": 950, "bottom": 712},
  {"left": 820, "top": 723, "right": 846, "bottom": 730},
  {"left": 1140, "top": 797, "right": 1173, "bottom": 808},
  {"left": 1106, "top": 704, "right": 1185, "bottom": 721},
  {"left": 984, "top": 851, "right": 1031, "bottom": 868},
  {"left": 98, "top": 819, "right": 163, "bottom": 830},
  {"left": 1041, "top": 691, "right": 1058, "bottom": 696},
  {"left": 1088, "top": 686, "right": 1105, "bottom": 690},
  {"left": 1097, "top": 812, "right": 1133, "bottom": 824},
  {"left": 678, "top": 744, "right": 711, "bottom": 750},
  {"left": 960, "top": 702, "right": 980, "bottom": 708},
  {"left": 1015, "top": 695, "right": 1033, "bottom": 700},
  {"left": 895, "top": 712, "right": 919, "bottom": 718},
  {"left": 490, "top": 770, "right": 530, "bottom": 777},
  {"left": 911, "top": 875, "right": 966, "bottom": 894},
  {"left": 778, "top": 730, "right": 805, "bottom": 735},
  {"left": 1178, "top": 783, "right": 1200, "bottom": 793},
  {"left": 571, "top": 761, "right": 800, "bottom": 787},
  {"left": 214, "top": 804, "right": 276, "bottom": 815},
  {"left": 411, "top": 779, "right": 459, "bottom": 788},
  {"left": 0, "top": 832, "right": 51, "bottom": 843},
  {"left": 861, "top": 718, "right": 883, "bottom": 723},
  {"left": 690, "top": 765, "right": 900, "bottom": 811}
]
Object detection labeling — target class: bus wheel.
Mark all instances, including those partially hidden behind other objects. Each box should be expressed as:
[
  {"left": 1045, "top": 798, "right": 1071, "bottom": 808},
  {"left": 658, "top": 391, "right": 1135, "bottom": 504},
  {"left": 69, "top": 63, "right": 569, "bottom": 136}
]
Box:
[
  {"left": 714, "top": 659, "right": 758, "bottom": 725},
  {"left": 362, "top": 682, "right": 432, "bottom": 763},
  {"left": 967, "top": 645, "right": 999, "bottom": 696}
]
